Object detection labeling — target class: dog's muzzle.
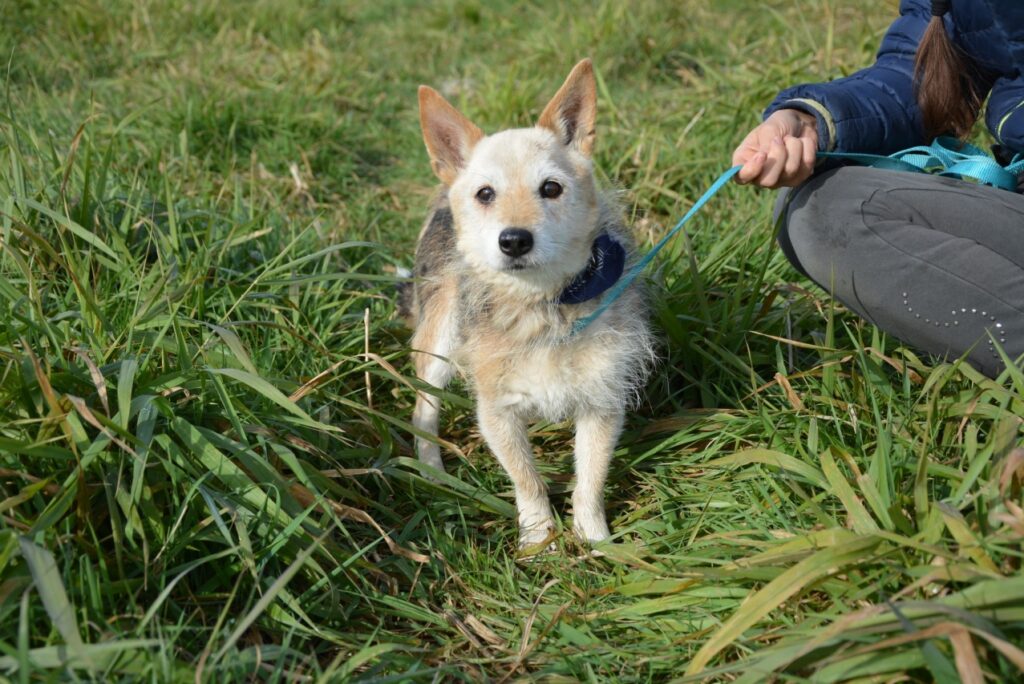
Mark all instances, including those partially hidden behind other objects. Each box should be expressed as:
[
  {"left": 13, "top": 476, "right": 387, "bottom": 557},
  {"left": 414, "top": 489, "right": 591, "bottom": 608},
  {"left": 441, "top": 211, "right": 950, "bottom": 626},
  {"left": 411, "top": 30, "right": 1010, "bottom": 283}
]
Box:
[{"left": 498, "top": 228, "right": 533, "bottom": 257}]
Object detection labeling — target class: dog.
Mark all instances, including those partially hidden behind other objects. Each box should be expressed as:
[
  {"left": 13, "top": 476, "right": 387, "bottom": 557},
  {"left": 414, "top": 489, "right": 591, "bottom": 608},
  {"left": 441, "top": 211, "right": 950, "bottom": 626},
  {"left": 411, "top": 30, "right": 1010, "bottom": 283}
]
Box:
[{"left": 401, "top": 59, "right": 654, "bottom": 549}]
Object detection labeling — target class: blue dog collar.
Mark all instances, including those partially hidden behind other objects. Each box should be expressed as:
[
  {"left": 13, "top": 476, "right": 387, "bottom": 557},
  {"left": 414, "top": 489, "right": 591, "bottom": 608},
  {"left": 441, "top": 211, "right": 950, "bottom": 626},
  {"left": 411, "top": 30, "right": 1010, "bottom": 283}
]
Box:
[{"left": 558, "top": 233, "right": 626, "bottom": 305}]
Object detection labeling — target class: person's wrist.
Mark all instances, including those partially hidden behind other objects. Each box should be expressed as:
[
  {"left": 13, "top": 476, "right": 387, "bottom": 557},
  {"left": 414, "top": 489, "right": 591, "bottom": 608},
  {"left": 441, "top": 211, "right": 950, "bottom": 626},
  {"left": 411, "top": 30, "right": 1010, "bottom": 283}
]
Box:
[{"left": 771, "top": 108, "right": 815, "bottom": 135}]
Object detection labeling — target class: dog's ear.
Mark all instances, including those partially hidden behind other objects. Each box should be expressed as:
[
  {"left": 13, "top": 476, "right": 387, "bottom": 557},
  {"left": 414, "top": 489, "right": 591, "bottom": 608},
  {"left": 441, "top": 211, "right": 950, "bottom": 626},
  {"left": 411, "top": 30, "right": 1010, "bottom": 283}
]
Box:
[
  {"left": 418, "top": 86, "right": 484, "bottom": 186},
  {"left": 537, "top": 59, "right": 597, "bottom": 157}
]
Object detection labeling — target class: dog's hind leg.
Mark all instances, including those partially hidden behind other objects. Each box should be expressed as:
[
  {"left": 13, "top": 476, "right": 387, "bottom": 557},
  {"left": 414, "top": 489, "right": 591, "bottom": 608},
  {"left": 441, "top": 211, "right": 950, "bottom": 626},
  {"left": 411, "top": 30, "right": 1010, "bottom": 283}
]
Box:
[
  {"left": 572, "top": 409, "right": 624, "bottom": 543},
  {"left": 477, "top": 399, "right": 556, "bottom": 549},
  {"left": 411, "top": 291, "right": 457, "bottom": 473}
]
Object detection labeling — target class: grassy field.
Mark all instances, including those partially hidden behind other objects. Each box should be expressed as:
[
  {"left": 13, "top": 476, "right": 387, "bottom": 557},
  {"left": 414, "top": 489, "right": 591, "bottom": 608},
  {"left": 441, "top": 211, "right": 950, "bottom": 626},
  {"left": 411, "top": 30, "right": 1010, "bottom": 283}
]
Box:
[{"left": 2, "top": 0, "right": 1023, "bottom": 680}]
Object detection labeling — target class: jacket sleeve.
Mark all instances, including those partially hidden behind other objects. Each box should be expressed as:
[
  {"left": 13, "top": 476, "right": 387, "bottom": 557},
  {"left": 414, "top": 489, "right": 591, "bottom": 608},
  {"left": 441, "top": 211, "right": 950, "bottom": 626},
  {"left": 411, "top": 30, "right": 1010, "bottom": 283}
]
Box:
[
  {"left": 987, "top": 76, "right": 1024, "bottom": 155},
  {"left": 763, "top": 0, "right": 933, "bottom": 154}
]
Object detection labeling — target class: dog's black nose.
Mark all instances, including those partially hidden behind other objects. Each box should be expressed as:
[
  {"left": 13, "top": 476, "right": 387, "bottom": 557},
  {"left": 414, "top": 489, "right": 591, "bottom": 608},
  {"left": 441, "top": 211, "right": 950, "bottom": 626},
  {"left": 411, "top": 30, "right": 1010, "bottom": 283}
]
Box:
[{"left": 498, "top": 228, "right": 533, "bottom": 257}]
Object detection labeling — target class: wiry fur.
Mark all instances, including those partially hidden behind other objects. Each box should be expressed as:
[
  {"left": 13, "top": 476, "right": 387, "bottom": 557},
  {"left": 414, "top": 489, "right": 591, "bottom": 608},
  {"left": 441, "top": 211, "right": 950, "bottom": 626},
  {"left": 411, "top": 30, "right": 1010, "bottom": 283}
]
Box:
[{"left": 409, "top": 60, "right": 654, "bottom": 548}]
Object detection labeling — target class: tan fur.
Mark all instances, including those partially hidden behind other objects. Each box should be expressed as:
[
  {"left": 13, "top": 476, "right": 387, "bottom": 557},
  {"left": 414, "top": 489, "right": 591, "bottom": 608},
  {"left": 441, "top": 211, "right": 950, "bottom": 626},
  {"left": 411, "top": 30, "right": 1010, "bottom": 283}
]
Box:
[
  {"left": 410, "top": 60, "right": 654, "bottom": 549},
  {"left": 501, "top": 184, "right": 543, "bottom": 227}
]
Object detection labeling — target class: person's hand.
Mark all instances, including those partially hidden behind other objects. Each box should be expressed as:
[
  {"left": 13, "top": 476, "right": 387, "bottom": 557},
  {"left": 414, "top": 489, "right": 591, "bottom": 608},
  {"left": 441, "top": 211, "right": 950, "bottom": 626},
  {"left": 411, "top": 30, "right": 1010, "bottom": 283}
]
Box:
[{"left": 732, "top": 109, "right": 819, "bottom": 188}]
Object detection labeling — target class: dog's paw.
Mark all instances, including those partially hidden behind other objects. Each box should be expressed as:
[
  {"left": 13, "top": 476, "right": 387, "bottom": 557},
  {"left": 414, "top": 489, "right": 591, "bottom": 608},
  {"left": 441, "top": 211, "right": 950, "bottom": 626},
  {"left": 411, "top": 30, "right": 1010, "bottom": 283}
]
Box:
[
  {"left": 415, "top": 442, "right": 447, "bottom": 478},
  {"left": 517, "top": 526, "right": 559, "bottom": 558},
  {"left": 572, "top": 516, "right": 611, "bottom": 545},
  {"left": 517, "top": 509, "right": 558, "bottom": 553}
]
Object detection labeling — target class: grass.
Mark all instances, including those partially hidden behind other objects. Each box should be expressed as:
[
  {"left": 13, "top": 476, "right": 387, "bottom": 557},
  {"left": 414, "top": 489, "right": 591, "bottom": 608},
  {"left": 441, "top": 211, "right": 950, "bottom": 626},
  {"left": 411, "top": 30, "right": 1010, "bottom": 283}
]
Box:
[{"left": 1, "top": 0, "right": 1023, "bottom": 680}]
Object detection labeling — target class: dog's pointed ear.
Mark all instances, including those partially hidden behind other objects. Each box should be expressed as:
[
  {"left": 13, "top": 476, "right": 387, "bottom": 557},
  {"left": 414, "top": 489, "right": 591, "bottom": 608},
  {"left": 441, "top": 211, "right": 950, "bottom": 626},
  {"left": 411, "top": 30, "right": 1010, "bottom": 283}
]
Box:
[
  {"left": 418, "top": 86, "right": 484, "bottom": 186},
  {"left": 537, "top": 59, "right": 597, "bottom": 157}
]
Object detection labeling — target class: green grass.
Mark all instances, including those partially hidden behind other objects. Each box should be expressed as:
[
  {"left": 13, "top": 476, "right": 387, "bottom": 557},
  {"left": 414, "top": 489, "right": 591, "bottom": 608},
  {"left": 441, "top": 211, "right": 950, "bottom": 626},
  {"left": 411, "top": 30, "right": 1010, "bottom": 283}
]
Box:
[{"left": 1, "top": 0, "right": 1023, "bottom": 681}]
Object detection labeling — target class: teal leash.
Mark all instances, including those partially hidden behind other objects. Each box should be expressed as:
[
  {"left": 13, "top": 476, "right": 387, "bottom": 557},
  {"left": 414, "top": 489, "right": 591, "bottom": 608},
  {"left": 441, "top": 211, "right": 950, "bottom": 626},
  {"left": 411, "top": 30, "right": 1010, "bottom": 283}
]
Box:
[
  {"left": 569, "top": 136, "right": 1023, "bottom": 338},
  {"left": 569, "top": 165, "right": 741, "bottom": 337},
  {"left": 818, "top": 136, "right": 1024, "bottom": 192}
]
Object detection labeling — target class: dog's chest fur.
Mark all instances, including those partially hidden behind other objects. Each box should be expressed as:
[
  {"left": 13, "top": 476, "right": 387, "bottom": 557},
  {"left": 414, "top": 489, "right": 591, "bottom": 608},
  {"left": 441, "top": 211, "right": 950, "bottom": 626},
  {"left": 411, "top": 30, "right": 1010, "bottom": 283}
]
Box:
[{"left": 462, "top": 316, "right": 644, "bottom": 421}]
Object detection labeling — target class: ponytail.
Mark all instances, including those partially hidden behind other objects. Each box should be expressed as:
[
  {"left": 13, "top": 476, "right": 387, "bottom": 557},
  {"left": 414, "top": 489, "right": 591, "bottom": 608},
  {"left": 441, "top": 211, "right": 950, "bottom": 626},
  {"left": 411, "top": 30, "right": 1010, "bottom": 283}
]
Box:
[{"left": 914, "top": 0, "right": 979, "bottom": 140}]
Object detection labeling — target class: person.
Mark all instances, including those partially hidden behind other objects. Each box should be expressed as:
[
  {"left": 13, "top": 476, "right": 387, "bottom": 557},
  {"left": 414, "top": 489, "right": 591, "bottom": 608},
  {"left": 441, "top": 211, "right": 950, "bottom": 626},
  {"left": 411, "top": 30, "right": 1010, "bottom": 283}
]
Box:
[{"left": 731, "top": 0, "right": 1023, "bottom": 378}]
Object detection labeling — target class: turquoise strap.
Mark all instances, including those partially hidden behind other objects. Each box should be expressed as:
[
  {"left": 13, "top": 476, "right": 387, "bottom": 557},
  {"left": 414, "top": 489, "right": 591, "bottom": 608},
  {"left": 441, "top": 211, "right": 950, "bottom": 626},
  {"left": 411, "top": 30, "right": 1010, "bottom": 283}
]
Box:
[
  {"left": 819, "top": 136, "right": 1024, "bottom": 191},
  {"left": 569, "top": 165, "right": 741, "bottom": 337}
]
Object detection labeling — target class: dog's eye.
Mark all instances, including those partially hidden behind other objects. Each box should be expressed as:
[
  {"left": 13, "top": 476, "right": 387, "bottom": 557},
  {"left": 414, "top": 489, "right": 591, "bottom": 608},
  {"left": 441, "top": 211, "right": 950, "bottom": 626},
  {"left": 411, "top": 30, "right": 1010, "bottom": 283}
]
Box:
[
  {"left": 475, "top": 186, "right": 495, "bottom": 204},
  {"left": 540, "top": 180, "right": 563, "bottom": 199}
]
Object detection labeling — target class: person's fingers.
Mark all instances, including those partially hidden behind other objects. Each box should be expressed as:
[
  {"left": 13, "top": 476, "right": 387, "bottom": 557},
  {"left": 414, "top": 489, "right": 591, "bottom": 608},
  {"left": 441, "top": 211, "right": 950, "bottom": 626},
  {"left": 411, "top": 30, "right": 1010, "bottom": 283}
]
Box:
[
  {"left": 782, "top": 164, "right": 814, "bottom": 188},
  {"left": 731, "top": 142, "right": 751, "bottom": 168},
  {"left": 775, "top": 135, "right": 817, "bottom": 188},
  {"left": 734, "top": 116, "right": 816, "bottom": 188},
  {"left": 732, "top": 126, "right": 762, "bottom": 162},
  {"left": 758, "top": 136, "right": 787, "bottom": 188},
  {"left": 736, "top": 151, "right": 766, "bottom": 184},
  {"left": 782, "top": 136, "right": 803, "bottom": 180},
  {"left": 800, "top": 134, "right": 816, "bottom": 169},
  {"left": 733, "top": 123, "right": 774, "bottom": 164}
]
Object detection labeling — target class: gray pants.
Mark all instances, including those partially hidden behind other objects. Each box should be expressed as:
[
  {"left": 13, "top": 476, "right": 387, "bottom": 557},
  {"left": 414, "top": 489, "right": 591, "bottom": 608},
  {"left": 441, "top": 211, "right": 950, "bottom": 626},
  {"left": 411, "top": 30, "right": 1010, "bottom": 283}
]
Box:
[{"left": 776, "top": 166, "right": 1024, "bottom": 378}]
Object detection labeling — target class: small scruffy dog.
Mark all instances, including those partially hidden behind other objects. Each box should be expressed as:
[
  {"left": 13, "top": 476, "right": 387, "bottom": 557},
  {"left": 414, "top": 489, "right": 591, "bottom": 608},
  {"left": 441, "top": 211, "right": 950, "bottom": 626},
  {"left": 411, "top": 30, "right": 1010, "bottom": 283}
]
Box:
[{"left": 402, "top": 59, "right": 653, "bottom": 549}]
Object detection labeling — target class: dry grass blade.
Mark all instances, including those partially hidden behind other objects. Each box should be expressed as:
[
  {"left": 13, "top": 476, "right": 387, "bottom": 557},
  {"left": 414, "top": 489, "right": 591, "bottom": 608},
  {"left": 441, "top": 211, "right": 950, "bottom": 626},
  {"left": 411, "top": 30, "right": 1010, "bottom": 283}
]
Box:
[
  {"left": 773, "top": 371, "right": 804, "bottom": 411},
  {"left": 361, "top": 351, "right": 420, "bottom": 394},
  {"left": 66, "top": 395, "right": 139, "bottom": 457},
  {"left": 21, "top": 337, "right": 62, "bottom": 418},
  {"left": 72, "top": 347, "right": 109, "bottom": 415},
  {"left": 998, "top": 447, "right": 1024, "bottom": 495},
  {"left": 464, "top": 614, "right": 506, "bottom": 648},
  {"left": 288, "top": 359, "right": 347, "bottom": 403},
  {"left": 59, "top": 117, "right": 93, "bottom": 198},
  {"left": 949, "top": 629, "right": 984, "bottom": 684},
  {"left": 0, "top": 469, "right": 60, "bottom": 496}
]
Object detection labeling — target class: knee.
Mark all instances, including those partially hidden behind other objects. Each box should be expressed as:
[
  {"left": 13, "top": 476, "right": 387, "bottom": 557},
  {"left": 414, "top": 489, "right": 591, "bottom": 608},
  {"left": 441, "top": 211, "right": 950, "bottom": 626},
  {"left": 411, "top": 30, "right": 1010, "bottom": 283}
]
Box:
[
  {"left": 775, "top": 178, "right": 833, "bottom": 281},
  {"left": 775, "top": 167, "right": 876, "bottom": 289},
  {"left": 775, "top": 188, "right": 809, "bottom": 278}
]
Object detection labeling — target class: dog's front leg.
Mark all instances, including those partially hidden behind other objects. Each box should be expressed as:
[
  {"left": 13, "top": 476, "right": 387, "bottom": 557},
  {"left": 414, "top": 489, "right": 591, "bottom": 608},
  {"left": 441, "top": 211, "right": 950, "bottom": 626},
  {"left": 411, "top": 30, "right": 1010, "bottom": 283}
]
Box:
[
  {"left": 477, "top": 399, "right": 555, "bottom": 548},
  {"left": 411, "top": 298, "right": 457, "bottom": 473},
  {"left": 572, "top": 409, "right": 624, "bottom": 543},
  {"left": 413, "top": 385, "right": 449, "bottom": 473}
]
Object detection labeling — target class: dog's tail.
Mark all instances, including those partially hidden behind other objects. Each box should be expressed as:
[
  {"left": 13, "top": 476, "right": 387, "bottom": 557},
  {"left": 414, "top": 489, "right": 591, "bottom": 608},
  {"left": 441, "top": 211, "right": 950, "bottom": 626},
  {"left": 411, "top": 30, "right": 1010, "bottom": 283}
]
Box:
[{"left": 395, "top": 266, "right": 416, "bottom": 327}]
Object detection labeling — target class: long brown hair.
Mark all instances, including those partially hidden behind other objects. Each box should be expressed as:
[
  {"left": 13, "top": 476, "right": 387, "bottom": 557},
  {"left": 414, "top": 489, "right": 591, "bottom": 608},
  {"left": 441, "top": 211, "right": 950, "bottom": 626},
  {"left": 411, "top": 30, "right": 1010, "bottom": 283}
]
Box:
[{"left": 914, "top": 1, "right": 980, "bottom": 139}]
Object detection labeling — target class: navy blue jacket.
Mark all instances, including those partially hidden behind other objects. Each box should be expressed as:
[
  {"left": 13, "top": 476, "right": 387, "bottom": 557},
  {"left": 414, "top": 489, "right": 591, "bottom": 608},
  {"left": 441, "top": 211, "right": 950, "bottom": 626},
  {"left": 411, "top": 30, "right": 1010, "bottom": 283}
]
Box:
[{"left": 764, "top": 0, "right": 1024, "bottom": 155}]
